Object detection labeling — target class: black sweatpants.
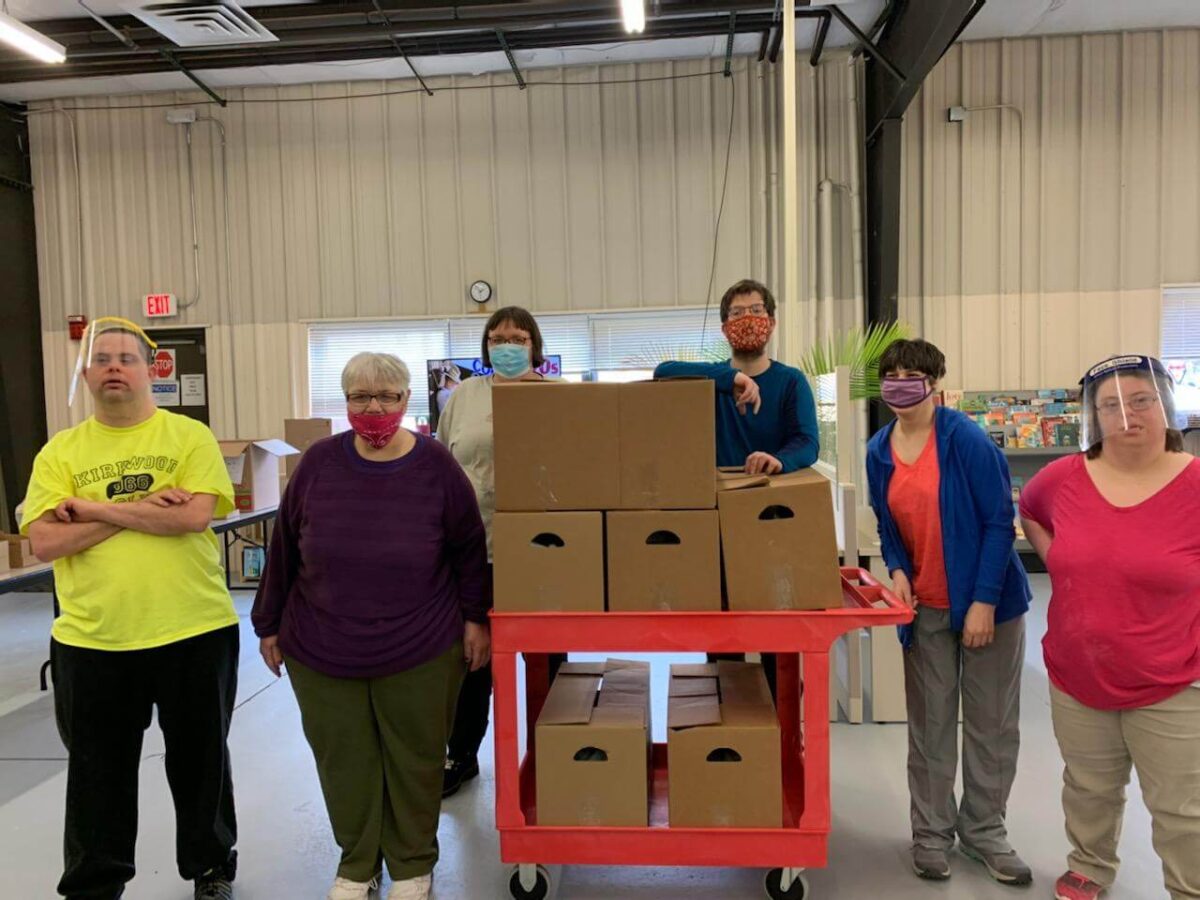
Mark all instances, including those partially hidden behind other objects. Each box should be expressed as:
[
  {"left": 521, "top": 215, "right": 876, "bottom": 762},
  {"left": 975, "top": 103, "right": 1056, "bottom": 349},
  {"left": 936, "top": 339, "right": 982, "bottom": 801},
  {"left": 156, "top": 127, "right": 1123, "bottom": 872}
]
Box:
[{"left": 51, "top": 625, "right": 239, "bottom": 900}]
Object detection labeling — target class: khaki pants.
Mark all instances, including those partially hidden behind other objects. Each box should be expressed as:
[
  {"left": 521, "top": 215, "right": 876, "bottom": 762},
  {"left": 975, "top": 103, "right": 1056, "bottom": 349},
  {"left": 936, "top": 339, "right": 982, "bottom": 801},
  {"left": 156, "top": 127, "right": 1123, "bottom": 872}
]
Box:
[
  {"left": 1050, "top": 684, "right": 1200, "bottom": 899},
  {"left": 286, "top": 644, "right": 465, "bottom": 883}
]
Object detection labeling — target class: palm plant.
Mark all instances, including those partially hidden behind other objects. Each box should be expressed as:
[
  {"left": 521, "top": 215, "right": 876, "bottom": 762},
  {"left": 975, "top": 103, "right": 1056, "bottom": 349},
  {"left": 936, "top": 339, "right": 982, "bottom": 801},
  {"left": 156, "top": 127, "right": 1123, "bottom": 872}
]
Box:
[
  {"left": 797, "top": 321, "right": 911, "bottom": 400},
  {"left": 624, "top": 338, "right": 731, "bottom": 369}
]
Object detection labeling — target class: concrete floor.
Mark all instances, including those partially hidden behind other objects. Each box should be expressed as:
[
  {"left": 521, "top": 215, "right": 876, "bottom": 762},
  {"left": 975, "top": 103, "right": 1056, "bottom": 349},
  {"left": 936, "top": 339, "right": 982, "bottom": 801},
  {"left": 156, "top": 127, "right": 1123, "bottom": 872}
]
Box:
[{"left": 0, "top": 576, "right": 1169, "bottom": 899}]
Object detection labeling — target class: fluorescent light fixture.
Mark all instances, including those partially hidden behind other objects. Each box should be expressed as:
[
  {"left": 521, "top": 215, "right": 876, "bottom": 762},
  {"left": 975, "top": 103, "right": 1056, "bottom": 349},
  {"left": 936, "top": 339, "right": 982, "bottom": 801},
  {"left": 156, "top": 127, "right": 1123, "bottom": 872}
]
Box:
[
  {"left": 620, "top": 0, "right": 645, "bottom": 34},
  {"left": 0, "top": 10, "right": 67, "bottom": 64}
]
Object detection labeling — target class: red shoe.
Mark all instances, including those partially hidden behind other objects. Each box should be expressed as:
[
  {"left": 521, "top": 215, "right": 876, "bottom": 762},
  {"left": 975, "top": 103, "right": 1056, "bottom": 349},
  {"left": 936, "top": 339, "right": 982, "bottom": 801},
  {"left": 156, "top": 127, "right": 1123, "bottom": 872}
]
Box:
[{"left": 1055, "top": 871, "right": 1104, "bottom": 900}]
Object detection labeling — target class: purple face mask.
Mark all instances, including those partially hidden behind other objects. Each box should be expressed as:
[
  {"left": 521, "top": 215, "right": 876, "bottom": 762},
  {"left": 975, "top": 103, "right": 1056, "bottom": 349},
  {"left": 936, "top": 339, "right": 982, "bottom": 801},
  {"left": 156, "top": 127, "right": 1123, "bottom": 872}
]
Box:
[{"left": 881, "top": 376, "right": 933, "bottom": 410}]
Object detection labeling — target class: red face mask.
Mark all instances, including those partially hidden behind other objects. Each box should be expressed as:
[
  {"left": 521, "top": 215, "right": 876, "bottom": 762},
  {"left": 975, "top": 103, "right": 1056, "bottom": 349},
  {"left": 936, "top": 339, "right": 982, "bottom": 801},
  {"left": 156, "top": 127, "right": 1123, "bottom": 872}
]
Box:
[
  {"left": 723, "top": 315, "right": 772, "bottom": 353},
  {"left": 348, "top": 410, "right": 404, "bottom": 449}
]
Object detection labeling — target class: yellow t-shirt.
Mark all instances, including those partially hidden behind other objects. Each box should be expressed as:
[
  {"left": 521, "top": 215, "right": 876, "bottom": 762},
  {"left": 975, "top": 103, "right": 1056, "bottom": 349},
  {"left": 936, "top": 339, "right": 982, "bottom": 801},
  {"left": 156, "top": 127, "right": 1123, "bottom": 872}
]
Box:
[{"left": 20, "top": 410, "right": 238, "bottom": 651}]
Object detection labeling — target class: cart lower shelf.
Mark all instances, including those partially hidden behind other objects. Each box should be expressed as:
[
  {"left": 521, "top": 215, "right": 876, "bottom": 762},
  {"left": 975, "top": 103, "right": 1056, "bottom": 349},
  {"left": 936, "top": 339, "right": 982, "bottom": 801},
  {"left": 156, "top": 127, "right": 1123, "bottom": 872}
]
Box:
[{"left": 504, "top": 743, "right": 822, "bottom": 869}]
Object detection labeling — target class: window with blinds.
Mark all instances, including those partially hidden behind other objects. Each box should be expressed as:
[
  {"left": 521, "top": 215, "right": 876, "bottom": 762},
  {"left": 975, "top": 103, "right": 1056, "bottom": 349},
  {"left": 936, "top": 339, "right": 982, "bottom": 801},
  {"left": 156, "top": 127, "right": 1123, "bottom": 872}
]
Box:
[
  {"left": 308, "top": 307, "right": 730, "bottom": 421},
  {"left": 1162, "top": 285, "right": 1200, "bottom": 417}
]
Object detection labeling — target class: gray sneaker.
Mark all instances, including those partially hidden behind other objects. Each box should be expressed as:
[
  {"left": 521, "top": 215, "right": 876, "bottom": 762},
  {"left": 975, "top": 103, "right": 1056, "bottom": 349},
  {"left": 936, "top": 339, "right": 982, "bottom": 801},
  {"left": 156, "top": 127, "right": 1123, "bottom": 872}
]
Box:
[
  {"left": 959, "top": 843, "right": 1033, "bottom": 886},
  {"left": 912, "top": 845, "right": 952, "bottom": 880}
]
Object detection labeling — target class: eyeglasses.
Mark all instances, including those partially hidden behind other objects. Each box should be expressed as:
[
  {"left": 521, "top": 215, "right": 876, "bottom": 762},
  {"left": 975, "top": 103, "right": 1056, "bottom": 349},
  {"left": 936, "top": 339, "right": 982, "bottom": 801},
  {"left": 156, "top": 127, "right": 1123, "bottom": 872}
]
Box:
[
  {"left": 346, "top": 391, "right": 405, "bottom": 411},
  {"left": 727, "top": 304, "right": 768, "bottom": 319},
  {"left": 1096, "top": 394, "right": 1159, "bottom": 416},
  {"left": 487, "top": 336, "right": 531, "bottom": 347}
]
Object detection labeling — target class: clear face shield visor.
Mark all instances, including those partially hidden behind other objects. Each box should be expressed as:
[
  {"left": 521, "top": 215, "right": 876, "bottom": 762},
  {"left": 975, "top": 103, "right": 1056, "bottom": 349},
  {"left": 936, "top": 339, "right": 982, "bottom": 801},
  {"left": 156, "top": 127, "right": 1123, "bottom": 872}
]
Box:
[
  {"left": 68, "top": 317, "right": 158, "bottom": 408},
  {"left": 1079, "top": 355, "right": 1179, "bottom": 452}
]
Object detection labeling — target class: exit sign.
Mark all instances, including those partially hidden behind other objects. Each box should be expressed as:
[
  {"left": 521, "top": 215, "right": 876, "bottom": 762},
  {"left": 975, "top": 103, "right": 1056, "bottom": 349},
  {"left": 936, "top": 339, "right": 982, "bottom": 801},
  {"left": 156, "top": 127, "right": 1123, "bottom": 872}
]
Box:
[{"left": 144, "top": 293, "right": 177, "bottom": 318}]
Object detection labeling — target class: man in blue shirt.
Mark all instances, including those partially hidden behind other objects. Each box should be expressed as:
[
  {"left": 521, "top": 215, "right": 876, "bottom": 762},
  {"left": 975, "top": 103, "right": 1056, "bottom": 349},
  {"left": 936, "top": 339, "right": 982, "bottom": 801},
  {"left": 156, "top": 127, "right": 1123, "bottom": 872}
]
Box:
[{"left": 655, "top": 279, "right": 819, "bottom": 473}]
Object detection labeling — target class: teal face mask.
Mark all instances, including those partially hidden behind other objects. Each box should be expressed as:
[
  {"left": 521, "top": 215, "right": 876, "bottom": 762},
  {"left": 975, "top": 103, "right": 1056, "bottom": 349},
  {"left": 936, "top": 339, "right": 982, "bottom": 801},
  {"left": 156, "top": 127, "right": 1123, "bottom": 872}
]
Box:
[{"left": 490, "top": 344, "right": 532, "bottom": 378}]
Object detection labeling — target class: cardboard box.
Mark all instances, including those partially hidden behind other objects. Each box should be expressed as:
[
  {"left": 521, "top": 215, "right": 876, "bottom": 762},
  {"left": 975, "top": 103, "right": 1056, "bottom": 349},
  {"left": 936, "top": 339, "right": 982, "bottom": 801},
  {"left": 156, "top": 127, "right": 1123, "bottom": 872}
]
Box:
[
  {"left": 492, "top": 512, "right": 605, "bottom": 612},
  {"left": 217, "top": 440, "right": 300, "bottom": 513},
  {"left": 536, "top": 659, "right": 651, "bottom": 826},
  {"left": 667, "top": 661, "right": 781, "bottom": 828},
  {"left": 606, "top": 510, "right": 721, "bottom": 611},
  {"left": 717, "top": 469, "right": 842, "bottom": 611},
  {"left": 1, "top": 533, "right": 38, "bottom": 569},
  {"left": 618, "top": 379, "right": 715, "bottom": 509},
  {"left": 492, "top": 380, "right": 716, "bottom": 512},
  {"left": 493, "top": 383, "right": 620, "bottom": 511},
  {"left": 284, "top": 418, "right": 333, "bottom": 477}
]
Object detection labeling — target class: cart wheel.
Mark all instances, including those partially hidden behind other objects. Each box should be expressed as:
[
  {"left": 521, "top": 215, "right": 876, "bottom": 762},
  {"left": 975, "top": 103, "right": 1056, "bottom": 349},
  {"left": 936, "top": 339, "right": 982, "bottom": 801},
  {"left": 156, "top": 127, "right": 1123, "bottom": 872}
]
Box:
[
  {"left": 764, "top": 867, "right": 809, "bottom": 900},
  {"left": 509, "top": 864, "right": 550, "bottom": 900}
]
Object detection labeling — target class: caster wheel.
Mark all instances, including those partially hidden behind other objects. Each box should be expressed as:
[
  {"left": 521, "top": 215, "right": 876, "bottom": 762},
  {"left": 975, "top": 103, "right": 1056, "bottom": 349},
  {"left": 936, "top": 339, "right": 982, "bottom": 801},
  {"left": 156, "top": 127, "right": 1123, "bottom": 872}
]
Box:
[
  {"left": 509, "top": 865, "right": 550, "bottom": 900},
  {"left": 764, "top": 867, "right": 809, "bottom": 900}
]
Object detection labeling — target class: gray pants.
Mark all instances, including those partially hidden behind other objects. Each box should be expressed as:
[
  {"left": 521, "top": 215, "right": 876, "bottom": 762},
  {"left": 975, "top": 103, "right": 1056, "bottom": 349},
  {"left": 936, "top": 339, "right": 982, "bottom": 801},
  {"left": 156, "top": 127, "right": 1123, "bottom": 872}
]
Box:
[{"left": 905, "top": 606, "right": 1025, "bottom": 853}]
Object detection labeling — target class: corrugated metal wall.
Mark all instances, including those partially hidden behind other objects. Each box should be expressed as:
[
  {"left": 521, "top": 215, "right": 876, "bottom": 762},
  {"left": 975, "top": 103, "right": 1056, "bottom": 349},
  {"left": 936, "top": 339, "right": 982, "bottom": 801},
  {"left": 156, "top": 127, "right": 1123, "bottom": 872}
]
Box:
[
  {"left": 900, "top": 30, "right": 1200, "bottom": 390},
  {"left": 28, "top": 55, "right": 864, "bottom": 439}
]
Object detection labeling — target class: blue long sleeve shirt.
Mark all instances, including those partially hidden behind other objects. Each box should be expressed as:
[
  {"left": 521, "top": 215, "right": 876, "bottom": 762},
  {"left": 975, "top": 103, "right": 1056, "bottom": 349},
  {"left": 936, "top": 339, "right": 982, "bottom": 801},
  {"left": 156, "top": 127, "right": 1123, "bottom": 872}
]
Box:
[
  {"left": 653, "top": 359, "right": 819, "bottom": 472},
  {"left": 866, "top": 406, "right": 1031, "bottom": 645}
]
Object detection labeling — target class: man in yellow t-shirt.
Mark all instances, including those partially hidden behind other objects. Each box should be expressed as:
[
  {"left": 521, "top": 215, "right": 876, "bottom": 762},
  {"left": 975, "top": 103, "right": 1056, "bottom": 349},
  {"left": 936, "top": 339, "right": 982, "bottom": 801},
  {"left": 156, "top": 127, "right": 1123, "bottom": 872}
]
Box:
[{"left": 21, "top": 320, "right": 240, "bottom": 900}]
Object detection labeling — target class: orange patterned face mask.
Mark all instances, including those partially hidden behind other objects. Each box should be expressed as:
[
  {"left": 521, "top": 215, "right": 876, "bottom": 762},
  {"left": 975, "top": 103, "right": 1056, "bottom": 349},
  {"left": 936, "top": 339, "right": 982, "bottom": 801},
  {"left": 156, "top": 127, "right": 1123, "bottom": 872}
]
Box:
[{"left": 723, "top": 314, "right": 773, "bottom": 353}]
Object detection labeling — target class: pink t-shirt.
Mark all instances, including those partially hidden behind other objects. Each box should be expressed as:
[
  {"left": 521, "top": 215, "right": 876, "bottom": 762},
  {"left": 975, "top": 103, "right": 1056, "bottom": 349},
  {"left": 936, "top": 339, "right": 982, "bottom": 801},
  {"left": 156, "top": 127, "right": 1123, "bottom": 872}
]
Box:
[{"left": 1020, "top": 453, "right": 1200, "bottom": 710}]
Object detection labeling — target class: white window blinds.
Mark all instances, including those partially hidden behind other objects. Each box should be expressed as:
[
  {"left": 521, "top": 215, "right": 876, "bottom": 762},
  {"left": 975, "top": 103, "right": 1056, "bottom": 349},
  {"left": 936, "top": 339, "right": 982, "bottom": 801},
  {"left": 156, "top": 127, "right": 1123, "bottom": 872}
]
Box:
[
  {"left": 308, "top": 306, "right": 731, "bottom": 417},
  {"left": 590, "top": 308, "right": 729, "bottom": 370},
  {"left": 1162, "top": 286, "right": 1200, "bottom": 359},
  {"left": 308, "top": 321, "right": 449, "bottom": 421}
]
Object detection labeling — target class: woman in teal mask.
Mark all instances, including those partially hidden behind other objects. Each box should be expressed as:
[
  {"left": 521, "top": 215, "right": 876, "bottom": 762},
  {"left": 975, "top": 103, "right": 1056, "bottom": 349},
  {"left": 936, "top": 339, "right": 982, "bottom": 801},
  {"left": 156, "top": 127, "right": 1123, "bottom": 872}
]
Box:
[{"left": 436, "top": 306, "right": 558, "bottom": 797}]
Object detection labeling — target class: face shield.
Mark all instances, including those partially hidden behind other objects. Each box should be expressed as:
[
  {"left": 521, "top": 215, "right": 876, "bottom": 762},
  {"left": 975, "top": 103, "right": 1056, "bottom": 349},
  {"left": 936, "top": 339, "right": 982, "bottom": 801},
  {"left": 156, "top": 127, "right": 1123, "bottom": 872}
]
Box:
[
  {"left": 68, "top": 317, "right": 158, "bottom": 408},
  {"left": 1079, "top": 355, "right": 1179, "bottom": 452}
]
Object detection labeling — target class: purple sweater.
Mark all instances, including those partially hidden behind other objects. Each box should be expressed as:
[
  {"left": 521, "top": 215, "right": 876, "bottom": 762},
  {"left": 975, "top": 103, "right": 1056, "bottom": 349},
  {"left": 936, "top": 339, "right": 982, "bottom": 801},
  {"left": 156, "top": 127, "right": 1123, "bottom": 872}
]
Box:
[{"left": 251, "top": 431, "right": 488, "bottom": 679}]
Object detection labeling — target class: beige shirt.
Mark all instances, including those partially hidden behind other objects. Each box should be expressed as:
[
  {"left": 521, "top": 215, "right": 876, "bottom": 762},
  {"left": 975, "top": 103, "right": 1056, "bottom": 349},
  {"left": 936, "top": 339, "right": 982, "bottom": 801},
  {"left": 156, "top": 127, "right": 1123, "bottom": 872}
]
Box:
[
  {"left": 436, "top": 375, "right": 498, "bottom": 560},
  {"left": 437, "top": 373, "right": 558, "bottom": 561}
]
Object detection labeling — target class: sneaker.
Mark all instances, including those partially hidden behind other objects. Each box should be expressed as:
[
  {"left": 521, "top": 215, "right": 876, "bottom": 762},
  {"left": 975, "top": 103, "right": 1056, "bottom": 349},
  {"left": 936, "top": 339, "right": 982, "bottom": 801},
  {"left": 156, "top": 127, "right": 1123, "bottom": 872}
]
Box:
[
  {"left": 194, "top": 852, "right": 237, "bottom": 900},
  {"left": 911, "top": 845, "right": 951, "bottom": 880},
  {"left": 1054, "top": 871, "right": 1105, "bottom": 900},
  {"left": 959, "top": 843, "right": 1033, "bottom": 886},
  {"left": 328, "top": 872, "right": 383, "bottom": 900},
  {"left": 387, "top": 874, "right": 432, "bottom": 900},
  {"left": 442, "top": 756, "right": 480, "bottom": 798}
]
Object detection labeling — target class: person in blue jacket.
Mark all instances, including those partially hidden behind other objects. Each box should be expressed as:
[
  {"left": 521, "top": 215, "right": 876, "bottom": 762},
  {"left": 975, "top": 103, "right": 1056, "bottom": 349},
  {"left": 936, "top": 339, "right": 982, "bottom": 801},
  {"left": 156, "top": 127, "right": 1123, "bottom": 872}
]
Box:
[
  {"left": 866, "top": 339, "right": 1032, "bottom": 887},
  {"left": 654, "top": 279, "right": 819, "bottom": 474}
]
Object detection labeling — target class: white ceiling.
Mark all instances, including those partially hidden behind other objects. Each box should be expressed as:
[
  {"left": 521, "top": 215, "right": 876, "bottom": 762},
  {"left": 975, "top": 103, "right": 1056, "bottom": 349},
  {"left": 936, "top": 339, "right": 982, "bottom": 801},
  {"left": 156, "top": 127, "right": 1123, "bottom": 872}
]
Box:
[
  {"left": 963, "top": 0, "right": 1200, "bottom": 40},
  {"left": 1, "top": 0, "right": 1198, "bottom": 102}
]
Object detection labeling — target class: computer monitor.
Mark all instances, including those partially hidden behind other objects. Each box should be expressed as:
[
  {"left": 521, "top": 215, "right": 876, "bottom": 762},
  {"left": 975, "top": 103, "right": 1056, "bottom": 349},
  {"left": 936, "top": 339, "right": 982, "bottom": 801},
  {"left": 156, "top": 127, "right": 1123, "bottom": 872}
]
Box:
[{"left": 426, "top": 355, "right": 562, "bottom": 434}]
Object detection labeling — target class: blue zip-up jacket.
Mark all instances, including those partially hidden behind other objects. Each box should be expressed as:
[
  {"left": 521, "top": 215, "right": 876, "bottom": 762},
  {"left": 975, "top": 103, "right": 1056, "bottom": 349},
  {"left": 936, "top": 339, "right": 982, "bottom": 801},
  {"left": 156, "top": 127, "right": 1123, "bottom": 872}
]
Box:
[{"left": 866, "top": 406, "right": 1031, "bottom": 646}]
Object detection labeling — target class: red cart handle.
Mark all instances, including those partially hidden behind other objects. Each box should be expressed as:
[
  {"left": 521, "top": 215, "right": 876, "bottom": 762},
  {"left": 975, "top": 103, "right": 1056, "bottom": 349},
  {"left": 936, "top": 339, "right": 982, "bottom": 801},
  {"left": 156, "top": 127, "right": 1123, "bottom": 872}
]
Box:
[{"left": 842, "top": 566, "right": 910, "bottom": 613}]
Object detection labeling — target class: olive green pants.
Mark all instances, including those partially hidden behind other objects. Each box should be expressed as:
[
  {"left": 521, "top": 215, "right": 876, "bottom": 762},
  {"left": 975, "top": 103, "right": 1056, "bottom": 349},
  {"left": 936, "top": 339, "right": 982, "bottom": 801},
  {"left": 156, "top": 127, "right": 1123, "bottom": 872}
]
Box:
[{"left": 286, "top": 643, "right": 465, "bottom": 882}]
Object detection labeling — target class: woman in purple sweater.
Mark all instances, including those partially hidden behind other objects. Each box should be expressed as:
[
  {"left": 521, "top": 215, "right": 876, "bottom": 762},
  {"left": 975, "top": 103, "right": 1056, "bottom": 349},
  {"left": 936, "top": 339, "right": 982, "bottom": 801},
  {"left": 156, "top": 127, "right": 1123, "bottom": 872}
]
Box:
[{"left": 252, "top": 352, "right": 489, "bottom": 900}]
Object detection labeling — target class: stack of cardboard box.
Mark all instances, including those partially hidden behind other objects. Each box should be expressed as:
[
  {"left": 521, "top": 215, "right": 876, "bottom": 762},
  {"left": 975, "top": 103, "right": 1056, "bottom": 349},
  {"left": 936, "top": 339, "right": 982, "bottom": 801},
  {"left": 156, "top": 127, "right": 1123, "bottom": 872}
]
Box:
[
  {"left": 491, "top": 379, "right": 843, "bottom": 612},
  {"left": 492, "top": 380, "right": 721, "bottom": 612}
]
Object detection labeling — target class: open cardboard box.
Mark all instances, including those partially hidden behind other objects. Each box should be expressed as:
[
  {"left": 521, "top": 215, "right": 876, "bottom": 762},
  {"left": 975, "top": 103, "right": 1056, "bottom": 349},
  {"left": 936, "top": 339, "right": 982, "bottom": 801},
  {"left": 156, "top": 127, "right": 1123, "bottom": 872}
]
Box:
[
  {"left": 717, "top": 468, "right": 842, "bottom": 611},
  {"left": 217, "top": 439, "right": 300, "bottom": 513},
  {"left": 667, "top": 661, "right": 781, "bottom": 827},
  {"left": 535, "top": 659, "right": 652, "bottom": 826},
  {"left": 493, "top": 380, "right": 715, "bottom": 512}
]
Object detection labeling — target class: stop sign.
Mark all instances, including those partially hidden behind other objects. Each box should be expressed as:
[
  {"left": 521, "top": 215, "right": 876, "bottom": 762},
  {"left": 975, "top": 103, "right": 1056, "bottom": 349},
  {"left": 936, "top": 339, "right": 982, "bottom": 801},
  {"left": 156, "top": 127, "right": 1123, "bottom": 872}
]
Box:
[{"left": 154, "top": 349, "right": 175, "bottom": 380}]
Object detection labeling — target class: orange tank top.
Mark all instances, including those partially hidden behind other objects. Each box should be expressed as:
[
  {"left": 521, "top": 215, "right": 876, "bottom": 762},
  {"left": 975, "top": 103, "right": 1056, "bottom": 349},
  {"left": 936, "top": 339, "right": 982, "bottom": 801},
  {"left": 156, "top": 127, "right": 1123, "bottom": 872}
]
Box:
[{"left": 887, "top": 430, "right": 950, "bottom": 609}]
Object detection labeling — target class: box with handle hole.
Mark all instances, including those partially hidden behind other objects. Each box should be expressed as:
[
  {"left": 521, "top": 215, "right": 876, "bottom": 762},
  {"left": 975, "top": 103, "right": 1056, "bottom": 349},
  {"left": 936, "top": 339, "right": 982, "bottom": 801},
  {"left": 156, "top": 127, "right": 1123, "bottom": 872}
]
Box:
[
  {"left": 492, "top": 512, "right": 604, "bottom": 612},
  {"left": 717, "top": 469, "right": 843, "bottom": 611},
  {"left": 605, "top": 510, "right": 720, "bottom": 611}
]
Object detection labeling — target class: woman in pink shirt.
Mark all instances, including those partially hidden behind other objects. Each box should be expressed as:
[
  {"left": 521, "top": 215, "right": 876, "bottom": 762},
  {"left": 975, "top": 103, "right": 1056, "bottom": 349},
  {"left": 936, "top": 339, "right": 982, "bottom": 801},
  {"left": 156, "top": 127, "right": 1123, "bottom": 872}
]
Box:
[{"left": 1020, "top": 355, "right": 1200, "bottom": 900}]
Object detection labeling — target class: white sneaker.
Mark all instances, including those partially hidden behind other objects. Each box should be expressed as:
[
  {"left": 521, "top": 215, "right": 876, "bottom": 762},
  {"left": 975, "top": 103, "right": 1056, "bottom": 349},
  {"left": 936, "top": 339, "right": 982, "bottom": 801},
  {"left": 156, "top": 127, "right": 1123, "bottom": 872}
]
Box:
[
  {"left": 386, "top": 874, "right": 432, "bottom": 900},
  {"left": 327, "top": 873, "right": 381, "bottom": 900}
]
